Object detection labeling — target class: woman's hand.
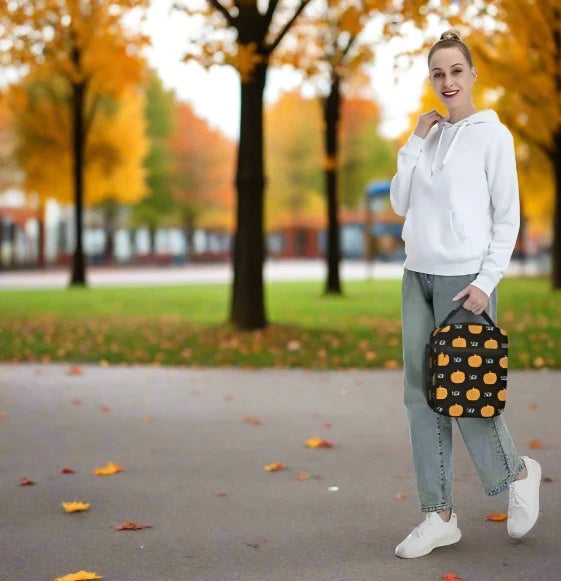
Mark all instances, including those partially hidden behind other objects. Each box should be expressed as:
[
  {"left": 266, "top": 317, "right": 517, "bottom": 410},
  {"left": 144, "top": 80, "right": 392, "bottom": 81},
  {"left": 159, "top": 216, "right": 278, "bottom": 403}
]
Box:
[
  {"left": 414, "top": 110, "right": 444, "bottom": 139},
  {"left": 452, "top": 284, "right": 489, "bottom": 315}
]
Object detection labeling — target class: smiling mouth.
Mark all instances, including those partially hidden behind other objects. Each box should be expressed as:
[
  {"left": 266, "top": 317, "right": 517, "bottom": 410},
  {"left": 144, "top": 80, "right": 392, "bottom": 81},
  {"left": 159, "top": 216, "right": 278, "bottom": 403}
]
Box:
[{"left": 442, "top": 90, "right": 459, "bottom": 97}]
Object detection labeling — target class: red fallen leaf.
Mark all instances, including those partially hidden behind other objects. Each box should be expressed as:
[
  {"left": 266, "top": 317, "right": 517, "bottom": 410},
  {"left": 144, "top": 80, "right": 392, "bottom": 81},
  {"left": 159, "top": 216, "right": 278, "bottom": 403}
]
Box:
[
  {"left": 442, "top": 574, "right": 464, "bottom": 581},
  {"left": 395, "top": 492, "right": 407, "bottom": 501},
  {"left": 529, "top": 439, "right": 543, "bottom": 449},
  {"left": 112, "top": 521, "right": 153, "bottom": 531},
  {"left": 312, "top": 413, "right": 321, "bottom": 418},
  {"left": 243, "top": 416, "right": 262, "bottom": 425},
  {"left": 542, "top": 477, "right": 553, "bottom": 483},
  {"left": 61, "top": 468, "right": 76, "bottom": 474},
  {"left": 485, "top": 513, "right": 507, "bottom": 521},
  {"left": 215, "top": 492, "right": 228, "bottom": 497},
  {"left": 323, "top": 422, "right": 332, "bottom": 429},
  {"left": 100, "top": 404, "right": 111, "bottom": 413},
  {"left": 224, "top": 394, "right": 233, "bottom": 401},
  {"left": 71, "top": 398, "right": 82, "bottom": 405},
  {"left": 20, "top": 477, "right": 35, "bottom": 486},
  {"left": 67, "top": 367, "right": 83, "bottom": 376},
  {"left": 246, "top": 539, "right": 268, "bottom": 549}
]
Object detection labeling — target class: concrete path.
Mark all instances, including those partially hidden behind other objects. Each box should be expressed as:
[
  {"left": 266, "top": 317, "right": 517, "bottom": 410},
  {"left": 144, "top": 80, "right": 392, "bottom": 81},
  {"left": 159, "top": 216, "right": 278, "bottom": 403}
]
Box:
[
  {"left": 1, "top": 364, "right": 559, "bottom": 580},
  {"left": 0, "top": 257, "right": 546, "bottom": 289}
]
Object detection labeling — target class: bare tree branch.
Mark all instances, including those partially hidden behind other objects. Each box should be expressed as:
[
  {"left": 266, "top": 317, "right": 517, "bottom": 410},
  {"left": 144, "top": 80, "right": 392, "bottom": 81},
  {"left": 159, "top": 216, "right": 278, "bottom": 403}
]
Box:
[
  {"left": 207, "top": 0, "right": 236, "bottom": 26},
  {"left": 266, "top": 0, "right": 312, "bottom": 54},
  {"left": 264, "top": 0, "right": 280, "bottom": 27}
]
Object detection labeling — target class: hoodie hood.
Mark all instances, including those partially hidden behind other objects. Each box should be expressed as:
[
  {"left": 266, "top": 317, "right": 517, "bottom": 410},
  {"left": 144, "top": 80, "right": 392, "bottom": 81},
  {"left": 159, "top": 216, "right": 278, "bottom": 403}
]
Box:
[{"left": 430, "top": 109, "right": 500, "bottom": 176}]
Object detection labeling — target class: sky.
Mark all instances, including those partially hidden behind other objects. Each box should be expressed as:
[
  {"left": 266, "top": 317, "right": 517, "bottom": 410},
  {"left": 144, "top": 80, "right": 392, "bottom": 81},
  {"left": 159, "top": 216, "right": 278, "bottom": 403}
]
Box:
[{"left": 142, "top": 1, "right": 438, "bottom": 141}]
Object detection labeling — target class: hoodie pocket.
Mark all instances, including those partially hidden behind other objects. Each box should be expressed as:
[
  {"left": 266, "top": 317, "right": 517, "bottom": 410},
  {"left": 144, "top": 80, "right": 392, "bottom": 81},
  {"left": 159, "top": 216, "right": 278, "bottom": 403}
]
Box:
[{"left": 449, "top": 210, "right": 467, "bottom": 243}]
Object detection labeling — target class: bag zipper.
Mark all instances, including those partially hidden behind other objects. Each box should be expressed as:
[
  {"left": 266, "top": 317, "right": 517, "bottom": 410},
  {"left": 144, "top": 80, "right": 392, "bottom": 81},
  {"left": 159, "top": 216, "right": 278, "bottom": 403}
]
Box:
[{"left": 429, "top": 344, "right": 508, "bottom": 354}]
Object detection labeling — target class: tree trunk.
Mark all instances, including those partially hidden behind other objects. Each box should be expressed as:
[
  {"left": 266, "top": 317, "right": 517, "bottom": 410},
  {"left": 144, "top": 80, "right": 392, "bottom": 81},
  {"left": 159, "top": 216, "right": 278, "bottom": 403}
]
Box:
[
  {"left": 322, "top": 74, "right": 342, "bottom": 295},
  {"left": 37, "top": 200, "right": 46, "bottom": 269},
  {"left": 552, "top": 129, "right": 561, "bottom": 289},
  {"left": 229, "top": 62, "right": 268, "bottom": 330},
  {"left": 148, "top": 226, "right": 157, "bottom": 255},
  {"left": 184, "top": 217, "right": 195, "bottom": 262},
  {"left": 103, "top": 200, "right": 118, "bottom": 264},
  {"left": 69, "top": 76, "right": 87, "bottom": 286}
]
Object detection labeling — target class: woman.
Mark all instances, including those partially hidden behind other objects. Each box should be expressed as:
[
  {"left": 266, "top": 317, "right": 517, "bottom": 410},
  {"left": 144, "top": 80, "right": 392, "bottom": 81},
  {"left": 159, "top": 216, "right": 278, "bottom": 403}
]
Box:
[{"left": 390, "top": 30, "right": 541, "bottom": 559}]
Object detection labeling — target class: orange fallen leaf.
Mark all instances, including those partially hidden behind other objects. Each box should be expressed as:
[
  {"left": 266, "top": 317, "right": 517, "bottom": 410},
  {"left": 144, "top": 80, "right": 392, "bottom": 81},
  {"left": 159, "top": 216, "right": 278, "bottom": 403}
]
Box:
[
  {"left": 442, "top": 574, "right": 464, "bottom": 581},
  {"left": 20, "top": 477, "right": 35, "bottom": 486},
  {"left": 296, "top": 473, "right": 310, "bottom": 480},
  {"left": 67, "top": 367, "right": 83, "bottom": 376},
  {"left": 93, "top": 461, "right": 123, "bottom": 475},
  {"left": 0, "top": 411, "right": 9, "bottom": 420},
  {"left": 62, "top": 501, "right": 90, "bottom": 513},
  {"left": 485, "top": 513, "right": 507, "bottom": 521},
  {"left": 243, "top": 416, "right": 262, "bottom": 425},
  {"left": 395, "top": 492, "right": 407, "bottom": 501},
  {"left": 529, "top": 439, "right": 543, "bottom": 449},
  {"left": 54, "top": 571, "right": 102, "bottom": 581},
  {"left": 215, "top": 492, "right": 228, "bottom": 497},
  {"left": 61, "top": 468, "right": 76, "bottom": 474},
  {"left": 71, "top": 398, "right": 82, "bottom": 405},
  {"left": 306, "top": 437, "right": 334, "bottom": 448},
  {"left": 264, "top": 462, "right": 285, "bottom": 471},
  {"left": 529, "top": 403, "right": 537, "bottom": 410},
  {"left": 112, "top": 521, "right": 152, "bottom": 531},
  {"left": 142, "top": 415, "right": 155, "bottom": 422},
  {"left": 100, "top": 404, "right": 111, "bottom": 413}
]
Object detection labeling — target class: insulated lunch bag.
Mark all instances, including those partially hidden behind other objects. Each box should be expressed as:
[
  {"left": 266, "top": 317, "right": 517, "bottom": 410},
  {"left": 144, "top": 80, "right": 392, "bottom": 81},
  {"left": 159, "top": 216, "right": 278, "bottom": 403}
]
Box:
[{"left": 425, "top": 303, "right": 509, "bottom": 419}]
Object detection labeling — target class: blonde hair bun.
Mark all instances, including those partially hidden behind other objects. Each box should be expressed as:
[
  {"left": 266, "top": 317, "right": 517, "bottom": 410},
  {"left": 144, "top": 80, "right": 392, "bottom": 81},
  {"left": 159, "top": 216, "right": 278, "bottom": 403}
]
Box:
[{"left": 440, "top": 30, "right": 461, "bottom": 42}]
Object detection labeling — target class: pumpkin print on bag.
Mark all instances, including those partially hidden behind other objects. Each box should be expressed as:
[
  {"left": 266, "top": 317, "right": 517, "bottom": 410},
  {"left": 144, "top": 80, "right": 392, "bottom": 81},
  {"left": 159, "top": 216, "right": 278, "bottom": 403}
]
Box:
[{"left": 424, "top": 304, "right": 509, "bottom": 419}]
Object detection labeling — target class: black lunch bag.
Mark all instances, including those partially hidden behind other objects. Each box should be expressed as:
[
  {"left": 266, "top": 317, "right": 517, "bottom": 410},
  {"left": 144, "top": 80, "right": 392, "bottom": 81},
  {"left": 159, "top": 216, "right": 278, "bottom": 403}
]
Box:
[{"left": 425, "top": 303, "right": 509, "bottom": 419}]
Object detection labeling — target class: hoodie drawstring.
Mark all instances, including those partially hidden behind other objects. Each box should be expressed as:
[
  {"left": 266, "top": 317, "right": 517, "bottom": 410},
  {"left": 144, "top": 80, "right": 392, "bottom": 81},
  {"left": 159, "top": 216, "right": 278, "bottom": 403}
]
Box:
[{"left": 430, "top": 123, "right": 467, "bottom": 177}]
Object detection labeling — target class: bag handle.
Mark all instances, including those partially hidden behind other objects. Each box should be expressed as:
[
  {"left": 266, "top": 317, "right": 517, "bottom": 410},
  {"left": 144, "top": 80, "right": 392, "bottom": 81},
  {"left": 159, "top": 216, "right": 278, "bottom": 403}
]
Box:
[{"left": 439, "top": 298, "right": 495, "bottom": 327}]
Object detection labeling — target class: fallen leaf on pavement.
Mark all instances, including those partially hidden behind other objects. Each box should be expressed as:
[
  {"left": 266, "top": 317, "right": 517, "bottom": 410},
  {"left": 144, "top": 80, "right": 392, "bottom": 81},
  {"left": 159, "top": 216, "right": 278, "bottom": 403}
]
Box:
[
  {"left": 61, "top": 468, "right": 76, "bottom": 474},
  {"left": 93, "top": 461, "right": 123, "bottom": 475},
  {"left": 243, "top": 416, "right": 262, "bottom": 425},
  {"left": 54, "top": 571, "right": 102, "bottom": 581},
  {"left": 62, "top": 501, "right": 90, "bottom": 513},
  {"left": 112, "top": 521, "right": 152, "bottom": 531},
  {"left": 485, "top": 513, "right": 507, "bottom": 521},
  {"left": 264, "top": 462, "right": 285, "bottom": 471},
  {"left": 306, "top": 437, "right": 334, "bottom": 448},
  {"left": 20, "top": 477, "right": 35, "bottom": 486}
]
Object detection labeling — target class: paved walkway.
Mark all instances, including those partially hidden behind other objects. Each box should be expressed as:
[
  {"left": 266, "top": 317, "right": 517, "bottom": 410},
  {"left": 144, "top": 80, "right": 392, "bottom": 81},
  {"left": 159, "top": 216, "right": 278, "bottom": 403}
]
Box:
[
  {"left": 0, "top": 257, "right": 547, "bottom": 289},
  {"left": 1, "top": 364, "right": 559, "bottom": 580}
]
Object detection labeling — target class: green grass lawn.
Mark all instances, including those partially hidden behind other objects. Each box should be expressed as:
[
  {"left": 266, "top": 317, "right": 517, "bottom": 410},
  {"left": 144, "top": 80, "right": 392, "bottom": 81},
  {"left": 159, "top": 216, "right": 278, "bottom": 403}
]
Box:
[{"left": 0, "top": 276, "right": 559, "bottom": 369}]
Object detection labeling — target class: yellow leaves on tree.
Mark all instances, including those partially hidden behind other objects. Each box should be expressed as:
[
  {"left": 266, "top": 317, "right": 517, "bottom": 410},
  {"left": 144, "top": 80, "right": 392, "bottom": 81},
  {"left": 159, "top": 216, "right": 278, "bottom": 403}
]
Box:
[
  {"left": 9, "top": 81, "right": 148, "bottom": 206},
  {"left": 226, "top": 43, "right": 265, "bottom": 84}
]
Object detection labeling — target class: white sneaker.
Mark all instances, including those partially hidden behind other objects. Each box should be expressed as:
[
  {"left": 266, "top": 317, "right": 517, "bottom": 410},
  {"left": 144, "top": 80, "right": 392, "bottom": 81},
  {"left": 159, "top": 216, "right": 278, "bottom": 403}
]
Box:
[
  {"left": 507, "top": 456, "right": 541, "bottom": 538},
  {"left": 395, "top": 511, "right": 462, "bottom": 558}
]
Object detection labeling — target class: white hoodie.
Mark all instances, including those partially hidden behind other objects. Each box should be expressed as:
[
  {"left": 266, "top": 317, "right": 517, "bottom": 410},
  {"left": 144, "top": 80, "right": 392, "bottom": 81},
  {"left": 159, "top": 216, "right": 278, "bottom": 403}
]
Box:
[{"left": 389, "top": 108, "right": 520, "bottom": 298}]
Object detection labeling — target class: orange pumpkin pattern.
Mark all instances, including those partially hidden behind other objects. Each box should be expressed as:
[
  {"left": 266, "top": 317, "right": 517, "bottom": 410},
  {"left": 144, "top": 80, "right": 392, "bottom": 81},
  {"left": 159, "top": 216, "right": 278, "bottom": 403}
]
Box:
[{"left": 425, "top": 314, "right": 508, "bottom": 418}]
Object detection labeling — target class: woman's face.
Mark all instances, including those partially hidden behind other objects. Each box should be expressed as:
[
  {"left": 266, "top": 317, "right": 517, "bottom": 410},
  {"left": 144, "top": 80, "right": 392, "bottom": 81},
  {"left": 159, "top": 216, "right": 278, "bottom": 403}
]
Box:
[{"left": 428, "top": 47, "right": 476, "bottom": 111}]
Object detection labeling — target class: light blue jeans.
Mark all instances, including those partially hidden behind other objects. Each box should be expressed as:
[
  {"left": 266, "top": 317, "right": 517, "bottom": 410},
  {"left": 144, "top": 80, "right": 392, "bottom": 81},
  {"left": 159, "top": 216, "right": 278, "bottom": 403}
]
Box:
[{"left": 401, "top": 268, "right": 526, "bottom": 512}]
